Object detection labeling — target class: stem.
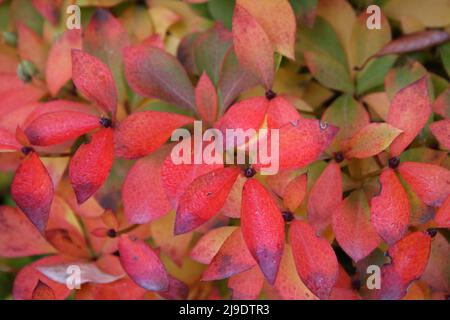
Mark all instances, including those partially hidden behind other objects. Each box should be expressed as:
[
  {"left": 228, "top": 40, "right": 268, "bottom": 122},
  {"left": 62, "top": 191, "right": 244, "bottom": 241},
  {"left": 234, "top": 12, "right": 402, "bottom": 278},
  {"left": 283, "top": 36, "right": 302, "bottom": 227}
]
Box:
[
  {"left": 74, "top": 214, "right": 97, "bottom": 260},
  {"left": 116, "top": 224, "right": 140, "bottom": 236}
]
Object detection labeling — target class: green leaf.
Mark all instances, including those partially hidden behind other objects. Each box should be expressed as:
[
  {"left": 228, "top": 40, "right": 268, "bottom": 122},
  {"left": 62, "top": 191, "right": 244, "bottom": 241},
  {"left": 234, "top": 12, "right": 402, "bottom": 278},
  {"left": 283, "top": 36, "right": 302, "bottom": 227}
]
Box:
[
  {"left": 356, "top": 55, "right": 397, "bottom": 95},
  {"left": 194, "top": 23, "right": 232, "bottom": 86},
  {"left": 440, "top": 42, "right": 450, "bottom": 78},
  {"left": 208, "top": 0, "right": 236, "bottom": 30},
  {"left": 299, "top": 17, "right": 352, "bottom": 92}
]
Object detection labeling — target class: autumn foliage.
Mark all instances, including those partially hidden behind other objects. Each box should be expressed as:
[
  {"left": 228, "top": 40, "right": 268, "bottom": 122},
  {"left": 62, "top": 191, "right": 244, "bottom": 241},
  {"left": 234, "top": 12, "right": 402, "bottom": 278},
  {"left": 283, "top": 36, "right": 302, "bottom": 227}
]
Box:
[{"left": 0, "top": 0, "right": 449, "bottom": 301}]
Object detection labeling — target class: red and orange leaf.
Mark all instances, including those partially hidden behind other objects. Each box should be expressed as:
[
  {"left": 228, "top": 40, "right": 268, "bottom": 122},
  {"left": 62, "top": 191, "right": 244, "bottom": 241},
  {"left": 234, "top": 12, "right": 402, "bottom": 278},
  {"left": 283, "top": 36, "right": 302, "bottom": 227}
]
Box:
[
  {"left": 370, "top": 168, "right": 409, "bottom": 245},
  {"left": 11, "top": 152, "right": 54, "bottom": 233},
  {"left": 422, "top": 233, "right": 450, "bottom": 292},
  {"left": 283, "top": 173, "right": 307, "bottom": 212},
  {"left": 150, "top": 212, "right": 193, "bottom": 266},
  {"left": 0, "top": 127, "right": 21, "bottom": 151},
  {"left": 32, "top": 280, "right": 56, "bottom": 300},
  {"left": 237, "top": 0, "right": 296, "bottom": 59},
  {"left": 387, "top": 231, "right": 432, "bottom": 285},
  {"left": 195, "top": 72, "right": 218, "bottom": 125},
  {"left": 214, "top": 96, "right": 269, "bottom": 133},
  {"left": 124, "top": 44, "right": 196, "bottom": 110},
  {"left": 71, "top": 49, "right": 118, "bottom": 115},
  {"left": 0, "top": 206, "right": 55, "bottom": 257},
  {"left": 46, "top": 29, "right": 82, "bottom": 96},
  {"left": 332, "top": 190, "right": 380, "bottom": 262},
  {"left": 276, "top": 119, "right": 338, "bottom": 170},
  {"left": 114, "top": 111, "right": 194, "bottom": 159},
  {"left": 434, "top": 196, "right": 450, "bottom": 228},
  {"left": 75, "top": 278, "right": 146, "bottom": 300},
  {"left": 118, "top": 234, "right": 169, "bottom": 292},
  {"left": 387, "top": 77, "right": 432, "bottom": 156},
  {"left": 344, "top": 123, "right": 402, "bottom": 159},
  {"left": 158, "top": 276, "right": 189, "bottom": 300},
  {"left": 25, "top": 111, "right": 100, "bottom": 146},
  {"left": 69, "top": 128, "right": 114, "bottom": 204},
  {"left": 266, "top": 95, "right": 302, "bottom": 129},
  {"left": 13, "top": 255, "right": 71, "bottom": 300},
  {"left": 398, "top": 162, "right": 450, "bottom": 207},
  {"left": 307, "top": 162, "right": 342, "bottom": 231},
  {"left": 44, "top": 228, "right": 90, "bottom": 259},
  {"left": 175, "top": 167, "right": 240, "bottom": 234},
  {"left": 123, "top": 146, "right": 171, "bottom": 225},
  {"left": 161, "top": 140, "right": 223, "bottom": 209},
  {"left": 274, "top": 244, "right": 317, "bottom": 300},
  {"left": 290, "top": 220, "right": 338, "bottom": 300},
  {"left": 241, "top": 179, "right": 284, "bottom": 284},
  {"left": 232, "top": 4, "right": 274, "bottom": 90},
  {"left": 190, "top": 226, "right": 237, "bottom": 264},
  {"left": 202, "top": 228, "right": 256, "bottom": 281},
  {"left": 430, "top": 119, "right": 450, "bottom": 150},
  {"left": 228, "top": 266, "right": 264, "bottom": 300}
]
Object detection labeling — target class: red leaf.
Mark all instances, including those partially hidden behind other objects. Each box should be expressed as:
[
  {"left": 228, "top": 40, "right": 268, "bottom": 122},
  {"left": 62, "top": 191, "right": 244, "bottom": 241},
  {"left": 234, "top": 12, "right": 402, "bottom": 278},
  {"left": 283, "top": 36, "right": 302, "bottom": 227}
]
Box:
[
  {"left": 0, "top": 127, "right": 21, "bottom": 151},
  {"left": 266, "top": 95, "right": 302, "bottom": 129},
  {"left": 75, "top": 278, "right": 146, "bottom": 300},
  {"left": 175, "top": 167, "right": 240, "bottom": 234},
  {"left": 228, "top": 266, "right": 264, "bottom": 300},
  {"left": 69, "top": 128, "right": 114, "bottom": 204},
  {"left": 375, "top": 30, "right": 450, "bottom": 57},
  {"left": 241, "top": 179, "right": 284, "bottom": 284},
  {"left": 214, "top": 96, "right": 269, "bottom": 133},
  {"left": 387, "top": 231, "right": 432, "bottom": 285},
  {"left": 44, "top": 229, "right": 90, "bottom": 259},
  {"left": 398, "top": 162, "right": 450, "bottom": 207},
  {"left": 114, "top": 111, "right": 194, "bottom": 159},
  {"left": 387, "top": 77, "right": 432, "bottom": 156},
  {"left": 123, "top": 146, "right": 171, "bottom": 224},
  {"left": 376, "top": 230, "right": 433, "bottom": 300},
  {"left": 232, "top": 4, "right": 274, "bottom": 89},
  {"left": 158, "top": 276, "right": 189, "bottom": 300},
  {"left": 13, "top": 255, "right": 71, "bottom": 300},
  {"left": 11, "top": 152, "right": 54, "bottom": 233},
  {"left": 161, "top": 140, "right": 223, "bottom": 209},
  {"left": 332, "top": 190, "right": 381, "bottom": 262},
  {"left": 118, "top": 234, "right": 169, "bottom": 292},
  {"left": 435, "top": 195, "right": 450, "bottom": 228},
  {"left": 202, "top": 228, "right": 256, "bottom": 281},
  {"left": 124, "top": 44, "right": 196, "bottom": 110},
  {"left": 71, "top": 49, "right": 118, "bottom": 115},
  {"left": 195, "top": 72, "right": 218, "bottom": 125},
  {"left": 430, "top": 119, "right": 450, "bottom": 150},
  {"left": 290, "top": 220, "right": 338, "bottom": 300},
  {"left": 370, "top": 168, "right": 409, "bottom": 245},
  {"left": 190, "top": 226, "right": 237, "bottom": 264},
  {"left": 344, "top": 123, "right": 402, "bottom": 159},
  {"left": 46, "top": 29, "right": 82, "bottom": 96},
  {"left": 283, "top": 174, "right": 307, "bottom": 212},
  {"left": 277, "top": 119, "right": 338, "bottom": 170},
  {"left": 32, "top": 280, "right": 55, "bottom": 300},
  {"left": 307, "top": 162, "right": 342, "bottom": 231},
  {"left": 0, "top": 206, "right": 55, "bottom": 257},
  {"left": 25, "top": 111, "right": 100, "bottom": 146}
]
